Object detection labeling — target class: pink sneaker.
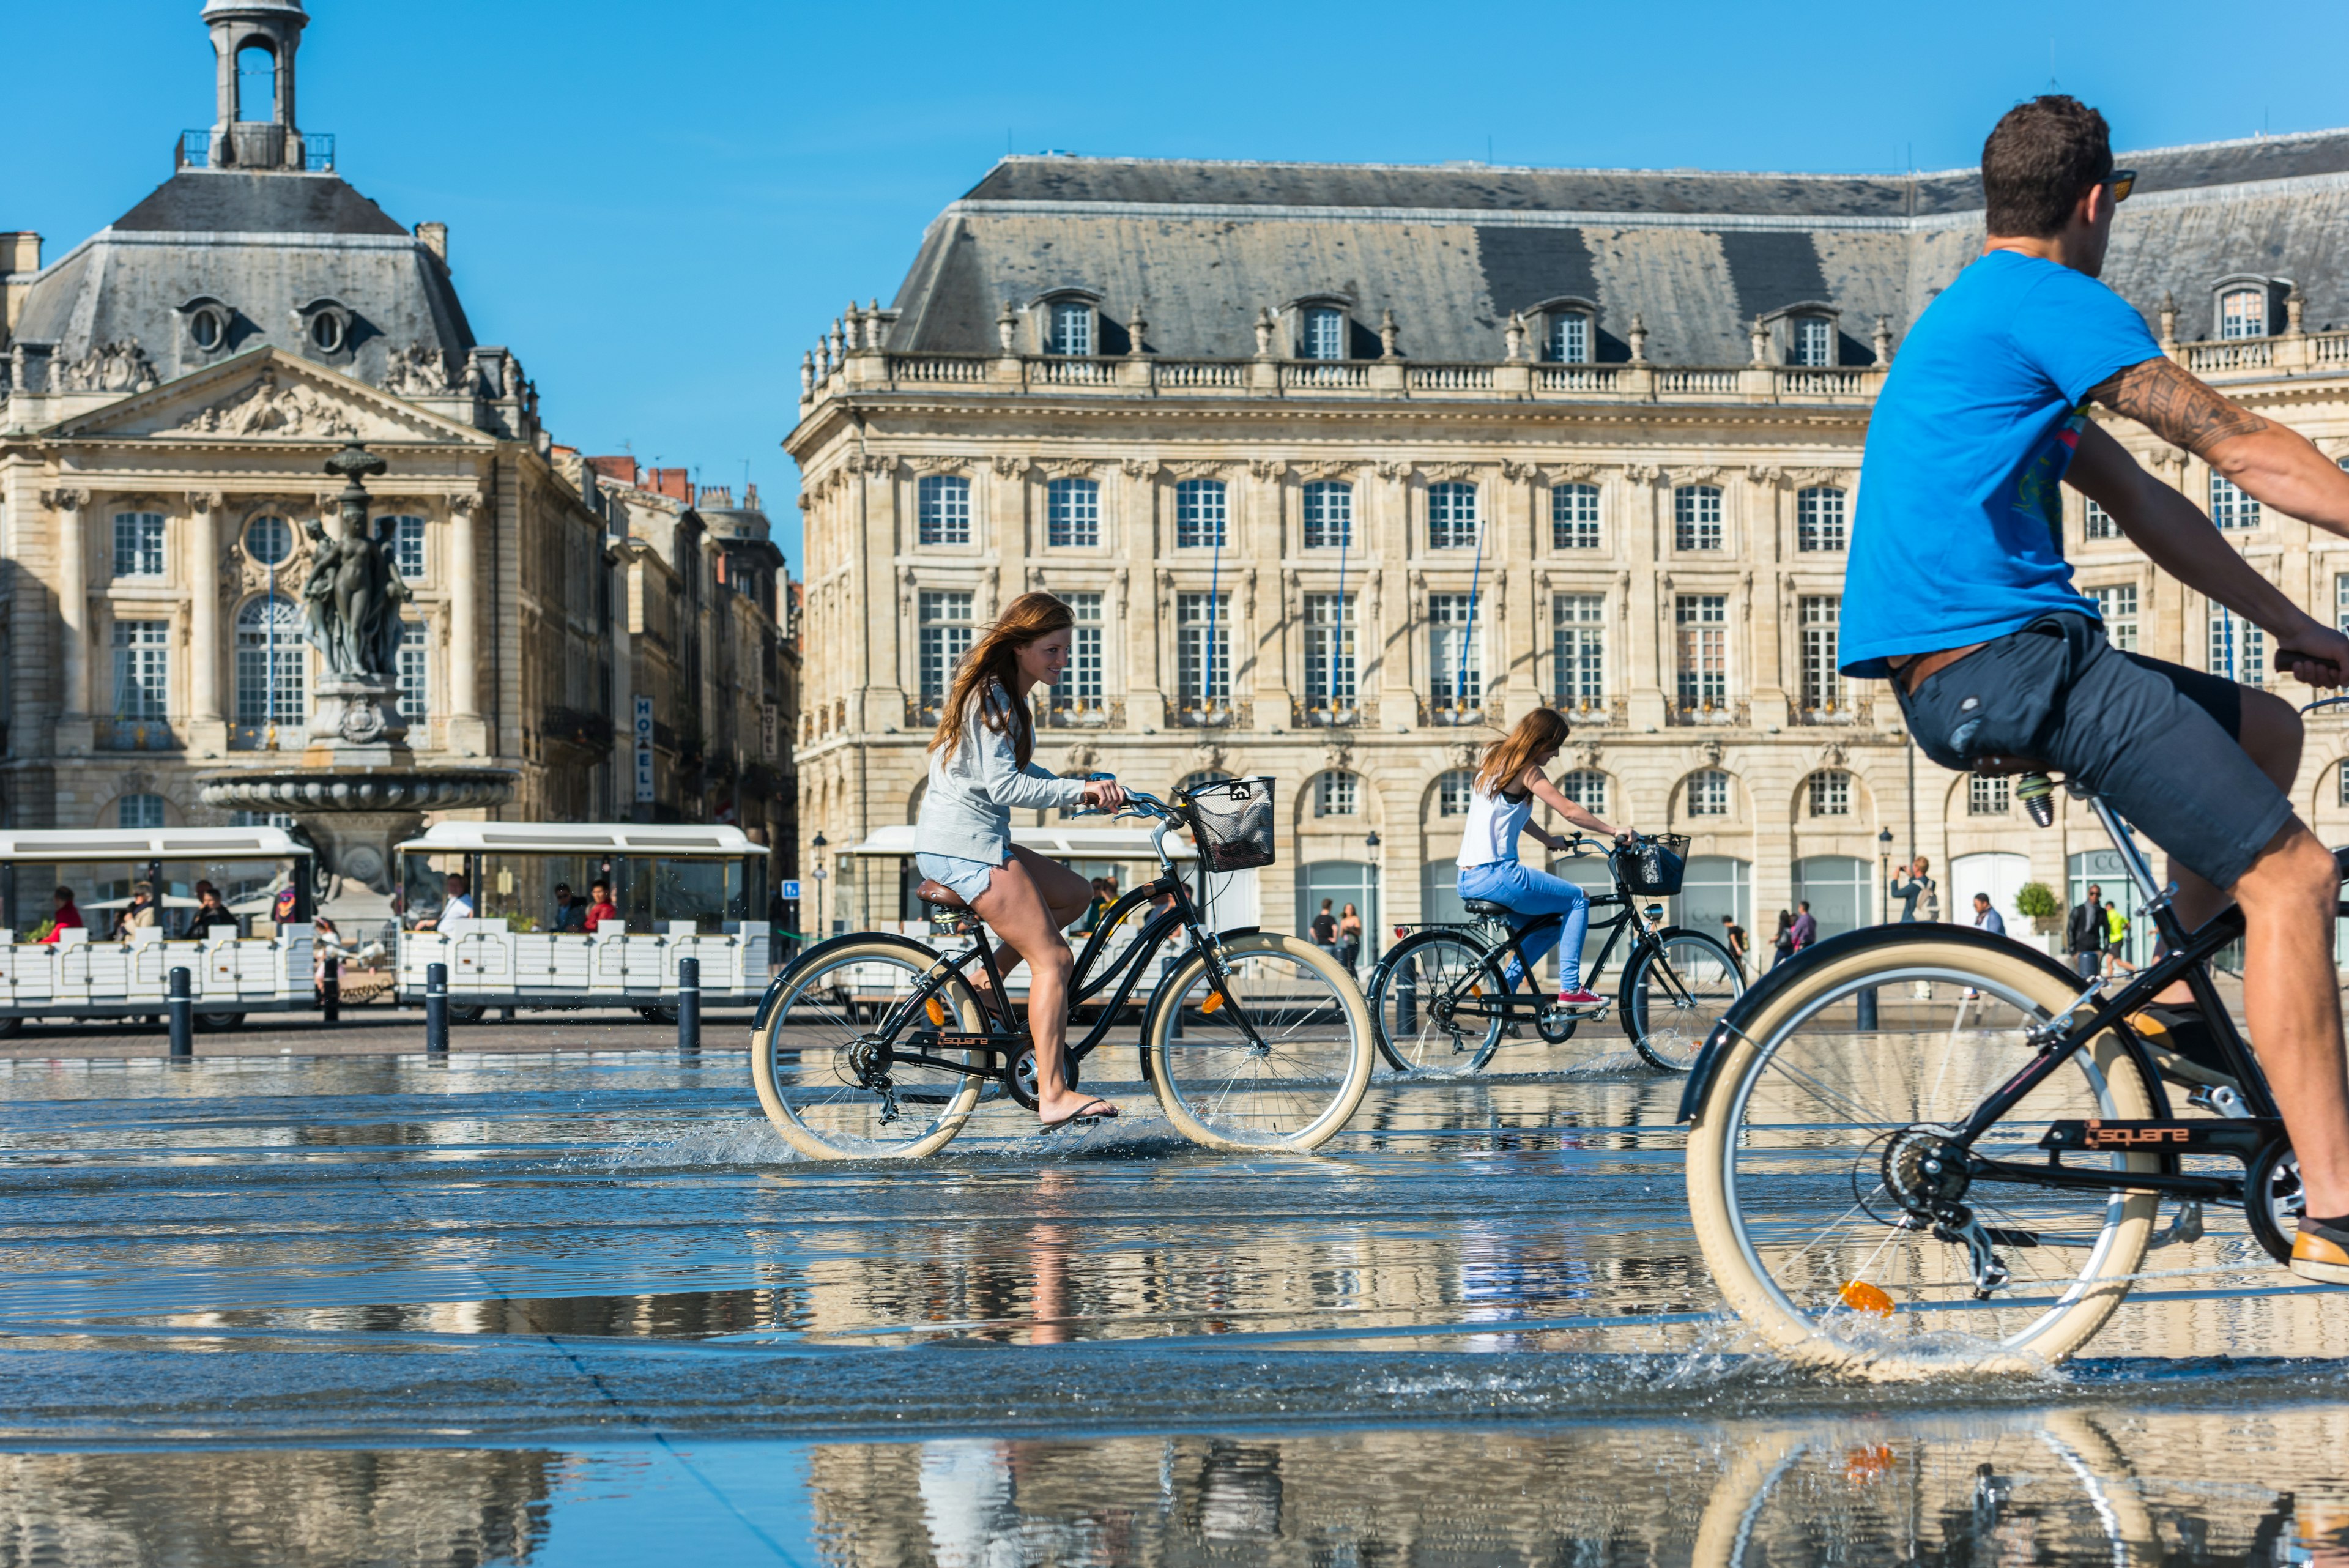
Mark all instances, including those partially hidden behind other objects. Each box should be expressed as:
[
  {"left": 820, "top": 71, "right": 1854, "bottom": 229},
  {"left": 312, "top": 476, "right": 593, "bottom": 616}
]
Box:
[{"left": 1554, "top": 988, "right": 1604, "bottom": 1010}]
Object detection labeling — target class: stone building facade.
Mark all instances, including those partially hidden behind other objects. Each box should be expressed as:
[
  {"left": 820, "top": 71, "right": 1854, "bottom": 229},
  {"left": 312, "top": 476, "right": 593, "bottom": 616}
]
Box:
[{"left": 790, "top": 137, "right": 2349, "bottom": 949}]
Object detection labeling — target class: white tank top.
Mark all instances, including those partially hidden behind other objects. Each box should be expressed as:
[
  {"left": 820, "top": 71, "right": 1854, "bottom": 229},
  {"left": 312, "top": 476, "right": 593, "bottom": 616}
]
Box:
[{"left": 1455, "top": 782, "right": 1534, "bottom": 868}]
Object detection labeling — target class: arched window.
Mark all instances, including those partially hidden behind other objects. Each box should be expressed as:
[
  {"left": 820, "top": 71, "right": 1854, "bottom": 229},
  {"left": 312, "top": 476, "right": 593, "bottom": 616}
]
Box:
[
  {"left": 1685, "top": 769, "right": 1731, "bottom": 817},
  {"left": 1435, "top": 768, "right": 1474, "bottom": 817},
  {"left": 1302, "top": 480, "right": 1352, "bottom": 549},
  {"left": 1174, "top": 479, "right": 1226, "bottom": 549},
  {"left": 916, "top": 475, "right": 970, "bottom": 546},
  {"left": 2218, "top": 288, "right": 2269, "bottom": 341},
  {"left": 236, "top": 43, "right": 276, "bottom": 122},
  {"left": 1428, "top": 481, "right": 1479, "bottom": 550},
  {"left": 1048, "top": 300, "right": 1092, "bottom": 357},
  {"left": 1807, "top": 770, "right": 1852, "bottom": 817},
  {"left": 234, "top": 596, "right": 306, "bottom": 731},
  {"left": 1301, "top": 305, "right": 1348, "bottom": 361},
  {"left": 1796, "top": 487, "right": 1846, "bottom": 552},
  {"left": 308, "top": 310, "right": 345, "bottom": 352},
  {"left": 116, "top": 793, "right": 165, "bottom": 830},
  {"left": 1312, "top": 770, "right": 1359, "bottom": 817}
]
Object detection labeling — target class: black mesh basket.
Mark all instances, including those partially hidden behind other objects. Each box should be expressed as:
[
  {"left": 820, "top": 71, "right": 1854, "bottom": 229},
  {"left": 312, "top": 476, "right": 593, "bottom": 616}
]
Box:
[
  {"left": 1183, "top": 776, "right": 1277, "bottom": 873},
  {"left": 1616, "top": 833, "right": 1690, "bottom": 897}
]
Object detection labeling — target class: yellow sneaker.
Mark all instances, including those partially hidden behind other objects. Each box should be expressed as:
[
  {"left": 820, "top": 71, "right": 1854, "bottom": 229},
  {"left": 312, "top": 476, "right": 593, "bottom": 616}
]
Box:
[{"left": 2290, "top": 1217, "right": 2349, "bottom": 1284}]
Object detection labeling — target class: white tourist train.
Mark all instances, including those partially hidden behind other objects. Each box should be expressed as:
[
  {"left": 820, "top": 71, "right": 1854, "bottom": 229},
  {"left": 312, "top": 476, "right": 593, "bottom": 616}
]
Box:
[
  {"left": 0, "top": 827, "right": 315, "bottom": 1030},
  {"left": 393, "top": 822, "right": 774, "bottom": 1017}
]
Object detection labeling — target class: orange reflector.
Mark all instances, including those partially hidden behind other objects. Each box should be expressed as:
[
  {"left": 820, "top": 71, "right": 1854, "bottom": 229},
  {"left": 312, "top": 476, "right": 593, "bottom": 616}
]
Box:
[
  {"left": 1839, "top": 1280, "right": 1895, "bottom": 1317},
  {"left": 1200, "top": 991, "right": 1226, "bottom": 1015},
  {"left": 924, "top": 997, "right": 948, "bottom": 1027},
  {"left": 1844, "top": 1444, "right": 1897, "bottom": 1484}
]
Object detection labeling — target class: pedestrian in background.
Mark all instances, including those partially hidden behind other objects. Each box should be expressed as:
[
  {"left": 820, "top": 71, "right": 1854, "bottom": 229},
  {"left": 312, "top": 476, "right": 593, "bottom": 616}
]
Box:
[
  {"left": 583, "top": 880, "right": 620, "bottom": 933},
  {"left": 35, "top": 886, "right": 83, "bottom": 945},
  {"left": 2104, "top": 902, "right": 2139, "bottom": 978},
  {"left": 552, "top": 883, "right": 582, "bottom": 932},
  {"left": 1972, "top": 892, "right": 2006, "bottom": 937},
  {"left": 1790, "top": 902, "right": 1818, "bottom": 954},
  {"left": 1770, "top": 909, "right": 1795, "bottom": 968},
  {"left": 1310, "top": 899, "right": 1337, "bottom": 953},
  {"left": 1721, "top": 913, "right": 1749, "bottom": 972},
  {"left": 113, "top": 882, "right": 159, "bottom": 939},
  {"left": 2067, "top": 883, "right": 2109, "bottom": 980},
  {"left": 1336, "top": 902, "right": 1363, "bottom": 975},
  {"left": 1890, "top": 856, "right": 1940, "bottom": 923}
]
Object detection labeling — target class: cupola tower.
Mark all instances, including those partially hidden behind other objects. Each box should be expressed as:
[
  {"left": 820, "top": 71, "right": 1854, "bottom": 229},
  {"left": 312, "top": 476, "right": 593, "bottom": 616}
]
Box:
[{"left": 202, "top": 0, "right": 309, "bottom": 171}]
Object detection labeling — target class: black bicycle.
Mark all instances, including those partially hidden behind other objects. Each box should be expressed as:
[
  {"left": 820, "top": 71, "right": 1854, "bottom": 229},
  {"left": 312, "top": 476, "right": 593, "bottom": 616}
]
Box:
[
  {"left": 1365, "top": 832, "right": 1746, "bottom": 1074},
  {"left": 1682, "top": 763, "right": 2337, "bottom": 1372},
  {"left": 750, "top": 781, "right": 1373, "bottom": 1159}
]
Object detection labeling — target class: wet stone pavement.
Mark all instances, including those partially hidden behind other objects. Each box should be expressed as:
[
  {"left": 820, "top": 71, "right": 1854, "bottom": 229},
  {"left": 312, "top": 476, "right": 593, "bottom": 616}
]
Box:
[{"left": 1, "top": 1035, "right": 2346, "bottom": 1564}]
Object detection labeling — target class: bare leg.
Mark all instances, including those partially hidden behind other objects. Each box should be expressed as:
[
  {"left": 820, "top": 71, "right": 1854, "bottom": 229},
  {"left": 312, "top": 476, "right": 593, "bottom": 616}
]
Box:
[
  {"left": 2156, "top": 686, "right": 2303, "bottom": 1003},
  {"left": 969, "top": 847, "right": 1099, "bottom": 1123},
  {"left": 2232, "top": 822, "right": 2349, "bottom": 1215},
  {"left": 968, "top": 846, "right": 1090, "bottom": 992}
]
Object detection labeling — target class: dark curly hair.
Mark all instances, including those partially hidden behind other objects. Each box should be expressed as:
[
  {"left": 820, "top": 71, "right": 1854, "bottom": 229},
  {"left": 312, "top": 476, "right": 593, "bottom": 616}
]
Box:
[{"left": 1982, "top": 95, "right": 2114, "bottom": 239}]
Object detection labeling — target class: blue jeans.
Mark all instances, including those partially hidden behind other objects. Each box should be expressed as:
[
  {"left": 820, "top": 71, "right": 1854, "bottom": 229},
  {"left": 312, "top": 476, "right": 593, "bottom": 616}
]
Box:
[{"left": 1458, "top": 860, "right": 1591, "bottom": 990}]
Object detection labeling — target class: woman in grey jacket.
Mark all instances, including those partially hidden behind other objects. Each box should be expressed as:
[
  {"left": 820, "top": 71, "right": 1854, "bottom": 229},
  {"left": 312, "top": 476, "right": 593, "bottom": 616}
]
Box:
[{"left": 917, "top": 592, "right": 1127, "bottom": 1128}]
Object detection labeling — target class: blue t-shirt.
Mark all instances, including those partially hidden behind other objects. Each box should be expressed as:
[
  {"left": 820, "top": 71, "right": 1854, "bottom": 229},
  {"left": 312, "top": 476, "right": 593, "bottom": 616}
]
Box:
[{"left": 1840, "top": 250, "right": 2164, "bottom": 678}]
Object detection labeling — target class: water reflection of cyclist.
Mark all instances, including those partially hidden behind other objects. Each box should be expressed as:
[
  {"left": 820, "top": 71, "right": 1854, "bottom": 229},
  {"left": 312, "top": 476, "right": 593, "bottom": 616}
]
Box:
[
  {"left": 1453, "top": 710, "right": 1631, "bottom": 1014},
  {"left": 915, "top": 592, "right": 1127, "bottom": 1129}
]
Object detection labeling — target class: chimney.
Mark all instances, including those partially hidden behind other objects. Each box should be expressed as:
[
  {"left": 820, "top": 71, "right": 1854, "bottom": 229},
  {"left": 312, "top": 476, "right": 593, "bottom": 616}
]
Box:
[
  {"left": 587, "top": 455, "right": 639, "bottom": 486},
  {"left": 415, "top": 221, "right": 447, "bottom": 262},
  {"left": 744, "top": 482, "right": 761, "bottom": 511},
  {"left": 0, "top": 232, "right": 40, "bottom": 342},
  {"left": 647, "top": 467, "right": 691, "bottom": 502},
  {"left": 699, "top": 485, "right": 735, "bottom": 510}
]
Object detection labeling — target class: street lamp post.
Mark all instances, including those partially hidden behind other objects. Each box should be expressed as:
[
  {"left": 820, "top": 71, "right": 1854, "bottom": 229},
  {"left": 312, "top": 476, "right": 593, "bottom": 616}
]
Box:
[
  {"left": 1363, "top": 830, "right": 1382, "bottom": 973},
  {"left": 1858, "top": 826, "right": 1894, "bottom": 1032},
  {"left": 811, "top": 831, "right": 829, "bottom": 939}
]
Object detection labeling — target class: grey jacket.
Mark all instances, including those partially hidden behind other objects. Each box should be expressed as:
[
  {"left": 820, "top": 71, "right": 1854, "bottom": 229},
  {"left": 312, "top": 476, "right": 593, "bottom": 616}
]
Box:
[{"left": 917, "top": 683, "right": 1088, "bottom": 863}]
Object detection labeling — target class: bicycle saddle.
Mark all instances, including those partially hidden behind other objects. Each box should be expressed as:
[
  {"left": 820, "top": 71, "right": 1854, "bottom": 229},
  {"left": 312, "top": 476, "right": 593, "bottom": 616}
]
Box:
[
  {"left": 915, "top": 879, "right": 973, "bottom": 912},
  {"left": 1461, "top": 899, "right": 1516, "bottom": 918}
]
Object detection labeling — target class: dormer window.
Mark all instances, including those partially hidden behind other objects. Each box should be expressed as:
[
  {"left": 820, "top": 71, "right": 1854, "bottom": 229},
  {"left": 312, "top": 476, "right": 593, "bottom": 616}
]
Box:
[
  {"left": 1791, "top": 316, "right": 1834, "bottom": 367},
  {"left": 310, "top": 313, "right": 343, "bottom": 351},
  {"left": 1549, "top": 311, "right": 1590, "bottom": 364},
  {"left": 1048, "top": 300, "right": 1092, "bottom": 357},
  {"left": 2219, "top": 288, "right": 2269, "bottom": 341},
  {"left": 192, "top": 308, "right": 225, "bottom": 351},
  {"left": 295, "top": 298, "right": 354, "bottom": 359},
  {"left": 1302, "top": 305, "right": 1348, "bottom": 361}
]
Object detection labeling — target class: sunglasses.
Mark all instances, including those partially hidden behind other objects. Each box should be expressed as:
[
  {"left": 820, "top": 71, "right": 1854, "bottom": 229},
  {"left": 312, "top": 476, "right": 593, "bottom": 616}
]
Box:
[{"left": 2104, "top": 168, "right": 2136, "bottom": 202}]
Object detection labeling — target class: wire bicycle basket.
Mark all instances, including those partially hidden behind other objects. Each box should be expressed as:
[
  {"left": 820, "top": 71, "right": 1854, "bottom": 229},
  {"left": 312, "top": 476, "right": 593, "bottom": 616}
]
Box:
[
  {"left": 1615, "top": 833, "right": 1690, "bottom": 897},
  {"left": 1181, "top": 776, "right": 1277, "bottom": 872}
]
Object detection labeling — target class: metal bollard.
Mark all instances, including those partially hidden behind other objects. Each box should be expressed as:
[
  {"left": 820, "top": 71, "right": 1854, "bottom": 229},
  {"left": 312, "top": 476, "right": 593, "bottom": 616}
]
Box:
[
  {"left": 677, "top": 956, "right": 701, "bottom": 1053},
  {"left": 1855, "top": 986, "right": 1879, "bottom": 1032},
  {"left": 167, "top": 965, "right": 193, "bottom": 1059},
  {"left": 1395, "top": 964, "right": 1419, "bottom": 1034},
  {"left": 425, "top": 961, "right": 449, "bottom": 1054},
  {"left": 321, "top": 956, "right": 341, "bottom": 1024}
]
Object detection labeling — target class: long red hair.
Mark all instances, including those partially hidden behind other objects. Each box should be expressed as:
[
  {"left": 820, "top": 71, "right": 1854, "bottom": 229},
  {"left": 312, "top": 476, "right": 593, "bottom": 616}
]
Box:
[
  {"left": 1474, "top": 708, "right": 1572, "bottom": 795},
  {"left": 927, "top": 591, "right": 1074, "bottom": 768}
]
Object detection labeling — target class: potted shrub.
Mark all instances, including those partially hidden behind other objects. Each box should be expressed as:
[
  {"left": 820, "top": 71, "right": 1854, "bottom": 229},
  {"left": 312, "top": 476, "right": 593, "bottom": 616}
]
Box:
[{"left": 2016, "top": 882, "right": 2061, "bottom": 936}]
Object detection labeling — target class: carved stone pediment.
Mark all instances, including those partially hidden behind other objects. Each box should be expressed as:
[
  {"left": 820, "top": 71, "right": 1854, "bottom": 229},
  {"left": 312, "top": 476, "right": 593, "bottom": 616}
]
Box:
[
  {"left": 52, "top": 338, "right": 157, "bottom": 395},
  {"left": 907, "top": 455, "right": 968, "bottom": 475},
  {"left": 381, "top": 343, "right": 452, "bottom": 397},
  {"left": 168, "top": 372, "right": 354, "bottom": 439},
  {"left": 57, "top": 353, "right": 487, "bottom": 446}
]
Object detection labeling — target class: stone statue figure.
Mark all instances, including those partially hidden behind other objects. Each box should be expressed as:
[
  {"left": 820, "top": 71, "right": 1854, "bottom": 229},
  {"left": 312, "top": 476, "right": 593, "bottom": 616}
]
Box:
[{"left": 300, "top": 441, "right": 407, "bottom": 683}]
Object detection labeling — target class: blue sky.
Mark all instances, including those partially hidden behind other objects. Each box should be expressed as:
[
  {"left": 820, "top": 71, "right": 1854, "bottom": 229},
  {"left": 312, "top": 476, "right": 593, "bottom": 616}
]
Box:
[{"left": 13, "top": 1, "right": 2349, "bottom": 573}]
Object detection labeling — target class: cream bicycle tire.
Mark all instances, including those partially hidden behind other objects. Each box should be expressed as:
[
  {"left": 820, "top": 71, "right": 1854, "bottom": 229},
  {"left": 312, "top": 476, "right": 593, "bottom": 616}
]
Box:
[{"left": 1144, "top": 932, "right": 1374, "bottom": 1153}]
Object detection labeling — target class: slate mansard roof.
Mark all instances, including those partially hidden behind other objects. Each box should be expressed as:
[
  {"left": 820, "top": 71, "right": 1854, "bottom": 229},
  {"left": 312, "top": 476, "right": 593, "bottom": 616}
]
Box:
[
  {"left": 881, "top": 128, "right": 2349, "bottom": 368},
  {"left": 13, "top": 169, "right": 475, "bottom": 384}
]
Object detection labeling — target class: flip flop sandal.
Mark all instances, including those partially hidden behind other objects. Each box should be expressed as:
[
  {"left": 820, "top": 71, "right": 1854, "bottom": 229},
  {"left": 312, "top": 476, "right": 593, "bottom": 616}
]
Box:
[{"left": 1041, "top": 1098, "right": 1118, "bottom": 1132}]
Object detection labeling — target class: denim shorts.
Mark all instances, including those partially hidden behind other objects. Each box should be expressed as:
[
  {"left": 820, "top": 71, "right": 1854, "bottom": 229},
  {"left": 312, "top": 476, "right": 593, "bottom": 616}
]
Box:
[
  {"left": 915, "top": 851, "right": 1003, "bottom": 902},
  {"left": 1896, "top": 612, "right": 2292, "bottom": 891}
]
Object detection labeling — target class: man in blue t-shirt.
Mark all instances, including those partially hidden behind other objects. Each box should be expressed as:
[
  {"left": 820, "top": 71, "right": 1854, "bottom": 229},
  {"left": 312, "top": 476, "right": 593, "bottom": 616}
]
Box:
[{"left": 1846, "top": 95, "right": 2349, "bottom": 1284}]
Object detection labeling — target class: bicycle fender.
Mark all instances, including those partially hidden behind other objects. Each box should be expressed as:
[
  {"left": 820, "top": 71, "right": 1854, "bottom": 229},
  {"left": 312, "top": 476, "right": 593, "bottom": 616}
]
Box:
[{"left": 1673, "top": 923, "right": 2130, "bottom": 1124}]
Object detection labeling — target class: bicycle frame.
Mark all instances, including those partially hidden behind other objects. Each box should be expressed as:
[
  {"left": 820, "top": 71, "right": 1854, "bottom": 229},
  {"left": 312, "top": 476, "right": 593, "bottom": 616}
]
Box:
[{"left": 1417, "top": 850, "right": 1671, "bottom": 1017}]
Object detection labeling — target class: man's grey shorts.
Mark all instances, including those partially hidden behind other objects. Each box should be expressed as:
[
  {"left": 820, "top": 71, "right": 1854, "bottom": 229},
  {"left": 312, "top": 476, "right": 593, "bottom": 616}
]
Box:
[{"left": 1894, "top": 612, "right": 2293, "bottom": 891}]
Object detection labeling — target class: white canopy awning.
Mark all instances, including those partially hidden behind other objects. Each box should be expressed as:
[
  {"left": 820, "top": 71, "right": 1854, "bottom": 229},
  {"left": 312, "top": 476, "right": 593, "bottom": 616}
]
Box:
[
  {"left": 837, "top": 822, "right": 1194, "bottom": 860},
  {"left": 396, "top": 821, "right": 761, "bottom": 860},
  {"left": 0, "top": 828, "right": 307, "bottom": 865}
]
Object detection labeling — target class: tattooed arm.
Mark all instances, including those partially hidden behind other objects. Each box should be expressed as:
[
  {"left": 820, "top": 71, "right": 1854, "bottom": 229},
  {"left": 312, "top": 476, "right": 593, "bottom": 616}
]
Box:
[
  {"left": 2090, "top": 356, "right": 2349, "bottom": 533},
  {"left": 2066, "top": 401, "right": 2349, "bottom": 686}
]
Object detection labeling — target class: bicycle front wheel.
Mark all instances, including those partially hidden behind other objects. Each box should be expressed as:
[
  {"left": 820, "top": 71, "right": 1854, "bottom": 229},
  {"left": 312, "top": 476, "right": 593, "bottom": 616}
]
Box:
[
  {"left": 751, "top": 937, "right": 987, "bottom": 1160},
  {"left": 1367, "top": 929, "right": 1505, "bottom": 1073},
  {"left": 1621, "top": 929, "right": 1745, "bottom": 1071},
  {"left": 1145, "top": 932, "right": 1374, "bottom": 1152},
  {"left": 1685, "top": 931, "right": 2159, "bottom": 1375}
]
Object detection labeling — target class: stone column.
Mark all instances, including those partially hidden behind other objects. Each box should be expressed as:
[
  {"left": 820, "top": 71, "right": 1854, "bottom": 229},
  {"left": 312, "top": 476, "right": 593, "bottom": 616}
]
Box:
[
  {"left": 187, "top": 492, "right": 225, "bottom": 735},
  {"left": 1622, "top": 467, "right": 1667, "bottom": 729},
  {"left": 47, "top": 488, "right": 91, "bottom": 743},
  {"left": 447, "top": 490, "right": 486, "bottom": 754}
]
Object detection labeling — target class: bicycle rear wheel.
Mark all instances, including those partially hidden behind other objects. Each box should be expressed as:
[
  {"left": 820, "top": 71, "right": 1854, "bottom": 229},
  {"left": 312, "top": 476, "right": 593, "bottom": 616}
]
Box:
[
  {"left": 1685, "top": 932, "right": 2159, "bottom": 1375},
  {"left": 1622, "top": 929, "right": 1745, "bottom": 1071},
  {"left": 1367, "top": 930, "right": 1506, "bottom": 1073},
  {"left": 1146, "top": 932, "right": 1373, "bottom": 1151},
  {"left": 751, "top": 937, "right": 987, "bottom": 1160}
]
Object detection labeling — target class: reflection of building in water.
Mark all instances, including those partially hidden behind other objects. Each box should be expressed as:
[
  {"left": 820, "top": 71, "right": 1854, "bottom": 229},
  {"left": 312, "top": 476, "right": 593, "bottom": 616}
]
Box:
[{"left": 0, "top": 1449, "right": 551, "bottom": 1566}]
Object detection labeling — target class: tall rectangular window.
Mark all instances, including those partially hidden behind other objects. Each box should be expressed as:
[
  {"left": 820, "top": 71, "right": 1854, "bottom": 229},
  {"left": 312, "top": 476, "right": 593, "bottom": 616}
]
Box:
[
  {"left": 235, "top": 596, "right": 306, "bottom": 729},
  {"left": 917, "top": 475, "right": 971, "bottom": 546},
  {"left": 1675, "top": 593, "right": 1728, "bottom": 707},
  {"left": 1796, "top": 487, "right": 1846, "bottom": 552},
  {"left": 2219, "top": 288, "right": 2268, "bottom": 341},
  {"left": 1548, "top": 312, "right": 1589, "bottom": 364},
  {"left": 1302, "top": 480, "right": 1353, "bottom": 549},
  {"left": 1792, "top": 316, "right": 1833, "bottom": 367},
  {"left": 1174, "top": 479, "right": 1226, "bottom": 549},
  {"left": 1428, "top": 481, "right": 1479, "bottom": 550},
  {"left": 2208, "top": 604, "right": 2266, "bottom": 687},
  {"left": 1302, "top": 593, "right": 1356, "bottom": 712},
  {"left": 1674, "top": 486, "right": 1722, "bottom": 551},
  {"left": 398, "top": 620, "right": 429, "bottom": 719},
  {"left": 1428, "top": 593, "right": 1482, "bottom": 716},
  {"left": 2086, "top": 583, "right": 2139, "bottom": 651},
  {"left": 1053, "top": 591, "right": 1104, "bottom": 713},
  {"left": 918, "top": 590, "right": 974, "bottom": 708},
  {"left": 113, "top": 511, "right": 166, "bottom": 579},
  {"left": 1046, "top": 478, "right": 1099, "bottom": 548},
  {"left": 111, "top": 620, "right": 169, "bottom": 719},
  {"left": 1551, "top": 483, "right": 1600, "bottom": 550},
  {"left": 2210, "top": 472, "right": 2259, "bottom": 530},
  {"left": 1176, "top": 592, "right": 1230, "bottom": 709},
  {"left": 388, "top": 515, "right": 426, "bottom": 579},
  {"left": 1552, "top": 593, "right": 1605, "bottom": 710},
  {"left": 2084, "top": 497, "right": 2119, "bottom": 540},
  {"left": 1302, "top": 306, "right": 1347, "bottom": 360},
  {"left": 1048, "top": 301, "right": 1091, "bottom": 356},
  {"left": 2337, "top": 573, "right": 2349, "bottom": 637},
  {"left": 1800, "top": 595, "right": 1841, "bottom": 713}
]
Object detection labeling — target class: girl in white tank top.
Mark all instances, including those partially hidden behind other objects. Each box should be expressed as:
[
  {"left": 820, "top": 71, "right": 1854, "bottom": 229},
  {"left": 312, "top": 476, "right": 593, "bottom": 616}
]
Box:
[{"left": 1453, "top": 708, "right": 1631, "bottom": 1007}]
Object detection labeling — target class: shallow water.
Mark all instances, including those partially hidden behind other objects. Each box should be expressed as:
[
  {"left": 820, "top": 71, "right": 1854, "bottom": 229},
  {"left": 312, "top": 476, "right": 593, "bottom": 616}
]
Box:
[{"left": 0, "top": 1044, "right": 2343, "bottom": 1564}]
